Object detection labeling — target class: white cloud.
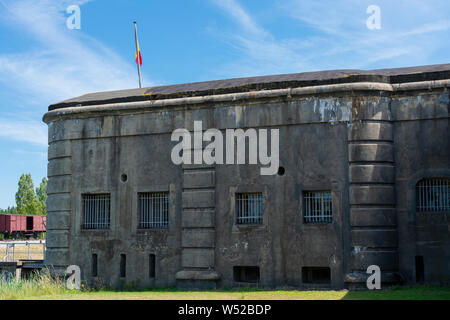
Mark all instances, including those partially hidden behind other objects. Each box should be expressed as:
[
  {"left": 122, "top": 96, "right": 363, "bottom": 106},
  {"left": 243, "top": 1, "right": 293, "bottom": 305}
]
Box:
[
  {"left": 211, "top": 0, "right": 268, "bottom": 38},
  {"left": 0, "top": 0, "right": 144, "bottom": 102},
  {"left": 12, "top": 148, "right": 47, "bottom": 159},
  {"left": 0, "top": 118, "right": 47, "bottom": 146},
  {"left": 0, "top": 0, "right": 149, "bottom": 146},
  {"left": 208, "top": 1, "right": 313, "bottom": 76},
  {"left": 210, "top": 0, "right": 450, "bottom": 77}
]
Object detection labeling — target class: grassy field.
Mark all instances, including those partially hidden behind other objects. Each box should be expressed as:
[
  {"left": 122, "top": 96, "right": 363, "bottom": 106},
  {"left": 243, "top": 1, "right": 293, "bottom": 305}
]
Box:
[
  {"left": 29, "top": 286, "right": 450, "bottom": 300},
  {"left": 0, "top": 269, "right": 449, "bottom": 300},
  {"left": 1, "top": 271, "right": 449, "bottom": 300}
]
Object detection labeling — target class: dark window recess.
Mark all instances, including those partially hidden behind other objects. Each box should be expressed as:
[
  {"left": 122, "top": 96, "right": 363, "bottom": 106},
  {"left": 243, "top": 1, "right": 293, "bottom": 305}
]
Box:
[
  {"left": 120, "top": 254, "right": 126, "bottom": 278},
  {"left": 302, "top": 267, "right": 331, "bottom": 284},
  {"left": 415, "top": 256, "right": 424, "bottom": 283},
  {"left": 26, "top": 216, "right": 33, "bottom": 230},
  {"left": 149, "top": 254, "right": 156, "bottom": 278},
  {"left": 92, "top": 254, "right": 98, "bottom": 277},
  {"left": 233, "top": 266, "right": 260, "bottom": 283}
]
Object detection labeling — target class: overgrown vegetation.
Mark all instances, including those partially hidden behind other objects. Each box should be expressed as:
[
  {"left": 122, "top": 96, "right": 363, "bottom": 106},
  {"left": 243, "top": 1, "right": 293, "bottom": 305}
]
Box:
[
  {"left": 0, "top": 269, "right": 72, "bottom": 300},
  {"left": 0, "top": 174, "right": 47, "bottom": 215}
]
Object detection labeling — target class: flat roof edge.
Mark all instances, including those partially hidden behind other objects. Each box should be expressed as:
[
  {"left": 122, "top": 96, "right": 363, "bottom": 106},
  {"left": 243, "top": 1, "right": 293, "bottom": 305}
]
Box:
[
  {"left": 43, "top": 79, "right": 450, "bottom": 124},
  {"left": 47, "top": 64, "right": 450, "bottom": 112}
]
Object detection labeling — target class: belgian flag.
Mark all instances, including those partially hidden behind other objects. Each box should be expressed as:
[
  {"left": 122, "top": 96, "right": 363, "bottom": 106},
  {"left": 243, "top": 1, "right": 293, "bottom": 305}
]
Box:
[
  {"left": 133, "top": 21, "right": 143, "bottom": 88},
  {"left": 135, "top": 41, "right": 142, "bottom": 66}
]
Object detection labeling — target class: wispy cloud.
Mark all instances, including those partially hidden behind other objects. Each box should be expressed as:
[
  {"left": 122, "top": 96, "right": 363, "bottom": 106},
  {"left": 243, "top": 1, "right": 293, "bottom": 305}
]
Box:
[
  {"left": 0, "top": 0, "right": 148, "bottom": 146},
  {"left": 208, "top": 0, "right": 312, "bottom": 76},
  {"left": 12, "top": 148, "right": 47, "bottom": 159},
  {"left": 210, "top": 0, "right": 450, "bottom": 77},
  {"left": 0, "top": 0, "right": 143, "bottom": 102},
  {"left": 211, "top": 0, "right": 268, "bottom": 38},
  {"left": 0, "top": 118, "right": 47, "bottom": 146}
]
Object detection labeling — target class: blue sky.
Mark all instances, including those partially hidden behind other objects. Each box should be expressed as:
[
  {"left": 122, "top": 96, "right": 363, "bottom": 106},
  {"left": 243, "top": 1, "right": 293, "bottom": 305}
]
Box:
[{"left": 0, "top": 0, "right": 449, "bottom": 208}]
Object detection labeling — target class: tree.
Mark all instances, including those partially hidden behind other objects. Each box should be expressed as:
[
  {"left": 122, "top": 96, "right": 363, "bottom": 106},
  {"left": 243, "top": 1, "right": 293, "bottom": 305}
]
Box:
[
  {"left": 15, "top": 173, "right": 38, "bottom": 215},
  {"left": 35, "top": 177, "right": 47, "bottom": 215},
  {"left": 0, "top": 206, "right": 17, "bottom": 214},
  {"left": 9, "top": 174, "right": 47, "bottom": 215}
]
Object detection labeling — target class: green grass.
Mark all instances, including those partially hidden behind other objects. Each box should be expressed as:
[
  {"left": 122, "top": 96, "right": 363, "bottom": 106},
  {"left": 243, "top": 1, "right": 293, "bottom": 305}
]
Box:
[
  {"left": 1, "top": 271, "right": 449, "bottom": 300},
  {"left": 342, "top": 285, "right": 450, "bottom": 300},
  {"left": 29, "top": 286, "right": 450, "bottom": 300},
  {"left": 0, "top": 269, "right": 73, "bottom": 300}
]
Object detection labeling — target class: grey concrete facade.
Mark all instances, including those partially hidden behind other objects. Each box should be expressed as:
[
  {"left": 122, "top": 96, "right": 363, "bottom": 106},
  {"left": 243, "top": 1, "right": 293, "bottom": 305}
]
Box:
[{"left": 43, "top": 65, "right": 450, "bottom": 289}]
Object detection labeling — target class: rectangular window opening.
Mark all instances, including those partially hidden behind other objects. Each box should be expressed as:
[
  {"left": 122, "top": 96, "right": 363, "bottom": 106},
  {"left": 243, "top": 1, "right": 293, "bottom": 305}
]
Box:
[
  {"left": 236, "top": 193, "right": 263, "bottom": 225},
  {"left": 92, "top": 254, "right": 98, "bottom": 277},
  {"left": 82, "top": 194, "right": 111, "bottom": 230},
  {"left": 139, "top": 192, "right": 169, "bottom": 229},
  {"left": 233, "top": 266, "right": 260, "bottom": 283},
  {"left": 302, "top": 267, "right": 331, "bottom": 284},
  {"left": 415, "top": 256, "right": 424, "bottom": 283},
  {"left": 149, "top": 254, "right": 156, "bottom": 278},
  {"left": 120, "top": 254, "right": 126, "bottom": 278},
  {"left": 303, "top": 191, "right": 332, "bottom": 223},
  {"left": 416, "top": 178, "right": 450, "bottom": 212}
]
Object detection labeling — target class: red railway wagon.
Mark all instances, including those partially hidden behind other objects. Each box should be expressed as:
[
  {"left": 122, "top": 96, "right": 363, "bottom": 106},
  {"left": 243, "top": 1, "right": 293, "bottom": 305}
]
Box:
[{"left": 0, "top": 214, "right": 46, "bottom": 238}]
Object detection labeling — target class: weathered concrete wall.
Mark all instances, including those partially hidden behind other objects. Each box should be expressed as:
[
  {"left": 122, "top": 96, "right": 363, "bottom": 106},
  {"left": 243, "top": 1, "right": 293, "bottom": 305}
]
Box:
[
  {"left": 46, "top": 129, "right": 71, "bottom": 276},
  {"left": 393, "top": 91, "right": 450, "bottom": 285},
  {"left": 43, "top": 80, "right": 450, "bottom": 288},
  {"left": 68, "top": 134, "right": 181, "bottom": 287},
  {"left": 214, "top": 120, "right": 348, "bottom": 288}
]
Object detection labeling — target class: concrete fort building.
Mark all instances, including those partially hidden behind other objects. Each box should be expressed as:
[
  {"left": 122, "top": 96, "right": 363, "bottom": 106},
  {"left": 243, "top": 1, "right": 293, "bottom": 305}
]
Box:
[{"left": 43, "top": 64, "right": 450, "bottom": 289}]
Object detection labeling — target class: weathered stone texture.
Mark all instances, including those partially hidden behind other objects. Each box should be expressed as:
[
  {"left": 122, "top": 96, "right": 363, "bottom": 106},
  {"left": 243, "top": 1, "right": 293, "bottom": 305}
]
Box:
[
  {"left": 47, "top": 157, "right": 71, "bottom": 177},
  {"left": 349, "top": 143, "right": 394, "bottom": 162},
  {"left": 46, "top": 212, "right": 70, "bottom": 230},
  {"left": 182, "top": 248, "right": 215, "bottom": 268},
  {"left": 42, "top": 65, "right": 450, "bottom": 288},
  {"left": 182, "top": 190, "right": 215, "bottom": 209}
]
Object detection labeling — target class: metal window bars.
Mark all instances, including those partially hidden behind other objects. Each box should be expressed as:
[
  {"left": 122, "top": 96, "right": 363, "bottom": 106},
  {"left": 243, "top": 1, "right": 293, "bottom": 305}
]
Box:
[
  {"left": 82, "top": 194, "right": 111, "bottom": 229},
  {"left": 303, "top": 191, "right": 332, "bottom": 223},
  {"left": 416, "top": 178, "right": 450, "bottom": 212},
  {"left": 236, "top": 193, "right": 263, "bottom": 225},
  {"left": 139, "top": 192, "right": 169, "bottom": 229}
]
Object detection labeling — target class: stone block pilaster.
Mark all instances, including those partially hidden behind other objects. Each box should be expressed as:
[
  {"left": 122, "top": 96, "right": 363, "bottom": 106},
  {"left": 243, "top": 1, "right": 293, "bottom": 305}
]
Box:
[
  {"left": 45, "top": 128, "right": 72, "bottom": 276},
  {"left": 176, "top": 163, "right": 220, "bottom": 288},
  {"left": 345, "top": 103, "right": 402, "bottom": 286}
]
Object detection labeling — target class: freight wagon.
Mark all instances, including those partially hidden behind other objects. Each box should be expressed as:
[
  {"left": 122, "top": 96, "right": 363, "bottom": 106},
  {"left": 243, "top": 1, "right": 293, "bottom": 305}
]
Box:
[{"left": 0, "top": 214, "right": 46, "bottom": 239}]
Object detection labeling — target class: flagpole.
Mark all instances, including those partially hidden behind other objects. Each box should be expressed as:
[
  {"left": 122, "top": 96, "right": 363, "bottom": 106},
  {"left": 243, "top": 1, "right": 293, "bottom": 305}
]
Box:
[{"left": 134, "top": 21, "right": 142, "bottom": 88}]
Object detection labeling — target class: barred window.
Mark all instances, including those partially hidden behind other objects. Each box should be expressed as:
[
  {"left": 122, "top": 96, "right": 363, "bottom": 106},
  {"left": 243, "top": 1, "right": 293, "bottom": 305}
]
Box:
[
  {"left": 416, "top": 178, "right": 450, "bottom": 212},
  {"left": 303, "top": 191, "right": 332, "bottom": 223},
  {"left": 139, "top": 192, "right": 169, "bottom": 229},
  {"left": 82, "top": 194, "right": 111, "bottom": 229},
  {"left": 236, "top": 193, "right": 263, "bottom": 225}
]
